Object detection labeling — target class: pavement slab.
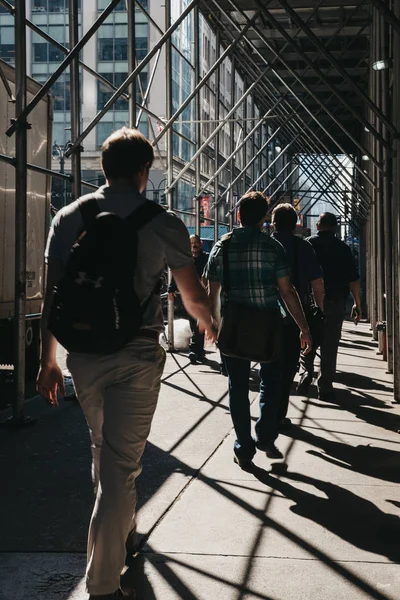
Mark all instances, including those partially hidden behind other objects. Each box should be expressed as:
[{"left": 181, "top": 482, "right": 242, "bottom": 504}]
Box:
[{"left": 0, "top": 321, "right": 399, "bottom": 600}]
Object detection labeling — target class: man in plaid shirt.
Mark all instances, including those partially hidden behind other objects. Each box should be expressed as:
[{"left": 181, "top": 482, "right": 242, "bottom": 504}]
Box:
[{"left": 206, "top": 192, "right": 311, "bottom": 470}]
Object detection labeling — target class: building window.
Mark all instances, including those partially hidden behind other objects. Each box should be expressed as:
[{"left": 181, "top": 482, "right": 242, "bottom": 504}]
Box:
[
  {"left": 33, "top": 42, "right": 65, "bottom": 62},
  {"left": 32, "top": 0, "right": 81, "bottom": 12},
  {"left": 0, "top": 26, "right": 14, "bottom": 62},
  {"left": 97, "top": 71, "right": 148, "bottom": 110},
  {"left": 98, "top": 23, "right": 147, "bottom": 62},
  {"left": 98, "top": 0, "right": 148, "bottom": 10}
]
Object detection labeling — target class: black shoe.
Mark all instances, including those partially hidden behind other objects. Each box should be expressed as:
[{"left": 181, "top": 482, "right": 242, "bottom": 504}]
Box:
[
  {"left": 256, "top": 441, "right": 284, "bottom": 459},
  {"left": 318, "top": 388, "right": 336, "bottom": 402},
  {"left": 189, "top": 352, "right": 197, "bottom": 364},
  {"left": 125, "top": 531, "right": 144, "bottom": 565},
  {"left": 296, "top": 373, "right": 312, "bottom": 395},
  {"left": 233, "top": 455, "right": 254, "bottom": 472},
  {"left": 278, "top": 417, "right": 292, "bottom": 432},
  {"left": 89, "top": 588, "right": 136, "bottom": 599}
]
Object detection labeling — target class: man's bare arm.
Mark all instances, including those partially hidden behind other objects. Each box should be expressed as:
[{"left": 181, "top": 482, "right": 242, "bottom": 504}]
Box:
[
  {"left": 208, "top": 280, "right": 222, "bottom": 323},
  {"left": 171, "top": 263, "right": 216, "bottom": 340},
  {"left": 36, "top": 261, "right": 65, "bottom": 406},
  {"left": 349, "top": 279, "right": 362, "bottom": 322},
  {"left": 277, "top": 275, "right": 312, "bottom": 353},
  {"left": 311, "top": 277, "right": 325, "bottom": 312}
]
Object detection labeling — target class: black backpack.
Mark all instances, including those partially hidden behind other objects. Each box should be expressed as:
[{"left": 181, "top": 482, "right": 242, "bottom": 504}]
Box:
[{"left": 48, "top": 196, "right": 164, "bottom": 354}]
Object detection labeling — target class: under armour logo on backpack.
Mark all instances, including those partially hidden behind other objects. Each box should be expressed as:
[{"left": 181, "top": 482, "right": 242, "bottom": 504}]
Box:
[{"left": 75, "top": 272, "right": 104, "bottom": 288}]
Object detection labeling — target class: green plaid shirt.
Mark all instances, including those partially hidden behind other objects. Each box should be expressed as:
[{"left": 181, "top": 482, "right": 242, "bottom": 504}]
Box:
[{"left": 205, "top": 227, "right": 289, "bottom": 309}]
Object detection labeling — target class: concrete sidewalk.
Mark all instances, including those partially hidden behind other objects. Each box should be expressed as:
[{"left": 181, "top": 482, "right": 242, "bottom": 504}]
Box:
[{"left": 0, "top": 322, "right": 399, "bottom": 600}]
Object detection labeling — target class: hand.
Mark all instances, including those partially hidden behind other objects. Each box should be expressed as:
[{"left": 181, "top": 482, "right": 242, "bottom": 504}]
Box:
[
  {"left": 300, "top": 328, "right": 312, "bottom": 355},
  {"left": 36, "top": 363, "right": 65, "bottom": 407},
  {"left": 351, "top": 304, "right": 362, "bottom": 324},
  {"left": 168, "top": 292, "right": 176, "bottom": 302},
  {"left": 198, "top": 317, "right": 218, "bottom": 343}
]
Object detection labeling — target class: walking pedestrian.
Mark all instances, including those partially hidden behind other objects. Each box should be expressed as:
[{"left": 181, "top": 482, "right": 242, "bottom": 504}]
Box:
[
  {"left": 271, "top": 203, "right": 324, "bottom": 430},
  {"left": 168, "top": 234, "right": 209, "bottom": 363},
  {"left": 297, "top": 212, "right": 361, "bottom": 400},
  {"left": 37, "top": 127, "right": 216, "bottom": 600},
  {"left": 206, "top": 192, "right": 312, "bottom": 471}
]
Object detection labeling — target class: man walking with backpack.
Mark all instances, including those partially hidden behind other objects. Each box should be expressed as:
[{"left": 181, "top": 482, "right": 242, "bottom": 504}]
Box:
[{"left": 37, "top": 127, "right": 216, "bottom": 600}]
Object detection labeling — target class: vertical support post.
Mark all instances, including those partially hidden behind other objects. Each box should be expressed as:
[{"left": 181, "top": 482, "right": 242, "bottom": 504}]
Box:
[
  {"left": 194, "top": 5, "right": 201, "bottom": 236},
  {"left": 11, "top": 0, "right": 29, "bottom": 423},
  {"left": 392, "top": 0, "right": 400, "bottom": 400},
  {"left": 229, "top": 56, "right": 235, "bottom": 230},
  {"left": 380, "top": 11, "right": 393, "bottom": 371},
  {"left": 214, "top": 31, "right": 220, "bottom": 243},
  {"left": 69, "top": 0, "right": 81, "bottom": 202},
  {"left": 127, "top": 0, "right": 137, "bottom": 128},
  {"left": 165, "top": 0, "right": 174, "bottom": 351},
  {"left": 242, "top": 85, "right": 248, "bottom": 197}
]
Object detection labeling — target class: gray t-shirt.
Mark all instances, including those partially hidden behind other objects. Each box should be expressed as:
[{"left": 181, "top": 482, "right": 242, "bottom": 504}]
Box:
[{"left": 45, "top": 183, "right": 192, "bottom": 332}]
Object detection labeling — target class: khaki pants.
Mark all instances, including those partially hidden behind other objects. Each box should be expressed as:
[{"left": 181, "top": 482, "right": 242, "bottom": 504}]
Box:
[{"left": 67, "top": 337, "right": 166, "bottom": 596}]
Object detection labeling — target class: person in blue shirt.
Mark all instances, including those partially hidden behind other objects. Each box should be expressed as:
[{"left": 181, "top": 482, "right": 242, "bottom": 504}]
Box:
[{"left": 271, "top": 203, "right": 325, "bottom": 429}]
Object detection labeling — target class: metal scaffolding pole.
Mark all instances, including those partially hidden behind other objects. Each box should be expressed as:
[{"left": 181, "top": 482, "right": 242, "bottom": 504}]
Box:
[
  {"left": 194, "top": 5, "right": 201, "bottom": 236},
  {"left": 165, "top": 0, "right": 175, "bottom": 351},
  {"left": 276, "top": 0, "right": 397, "bottom": 137},
  {"left": 290, "top": 131, "right": 370, "bottom": 218},
  {"left": 69, "top": 0, "right": 81, "bottom": 202},
  {"left": 218, "top": 0, "right": 382, "bottom": 169},
  {"left": 299, "top": 154, "right": 364, "bottom": 224},
  {"left": 214, "top": 120, "right": 291, "bottom": 210},
  {"left": 65, "top": 0, "right": 199, "bottom": 157},
  {"left": 127, "top": 0, "right": 137, "bottom": 127},
  {"left": 214, "top": 31, "right": 221, "bottom": 243},
  {"left": 210, "top": 0, "right": 379, "bottom": 190},
  {"left": 152, "top": 9, "right": 261, "bottom": 149},
  {"left": 380, "top": 12, "right": 393, "bottom": 371},
  {"left": 0, "top": 0, "right": 130, "bottom": 102},
  {"left": 5, "top": 0, "right": 33, "bottom": 426},
  {"left": 7, "top": 0, "right": 123, "bottom": 138},
  {"left": 275, "top": 112, "right": 372, "bottom": 211},
  {"left": 392, "top": 0, "right": 400, "bottom": 401},
  {"left": 229, "top": 56, "right": 236, "bottom": 231}
]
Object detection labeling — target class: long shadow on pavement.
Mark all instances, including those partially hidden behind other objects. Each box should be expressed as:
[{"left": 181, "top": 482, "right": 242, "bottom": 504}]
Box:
[
  {"left": 283, "top": 425, "right": 400, "bottom": 484},
  {"left": 252, "top": 466, "right": 400, "bottom": 563}
]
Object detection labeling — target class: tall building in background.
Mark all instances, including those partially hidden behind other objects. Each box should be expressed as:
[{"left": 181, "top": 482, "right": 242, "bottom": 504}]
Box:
[{"left": 0, "top": 0, "right": 276, "bottom": 228}]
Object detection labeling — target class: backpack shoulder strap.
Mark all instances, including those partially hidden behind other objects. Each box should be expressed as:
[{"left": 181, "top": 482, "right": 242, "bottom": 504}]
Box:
[
  {"left": 78, "top": 196, "right": 101, "bottom": 230},
  {"left": 126, "top": 200, "right": 165, "bottom": 231},
  {"left": 221, "top": 233, "right": 233, "bottom": 292}
]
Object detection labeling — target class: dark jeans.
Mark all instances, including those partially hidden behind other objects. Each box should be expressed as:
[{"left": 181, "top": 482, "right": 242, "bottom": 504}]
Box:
[
  {"left": 299, "top": 299, "right": 345, "bottom": 392},
  {"left": 188, "top": 315, "right": 205, "bottom": 356},
  {"left": 277, "top": 322, "right": 300, "bottom": 423},
  {"left": 224, "top": 354, "right": 283, "bottom": 461}
]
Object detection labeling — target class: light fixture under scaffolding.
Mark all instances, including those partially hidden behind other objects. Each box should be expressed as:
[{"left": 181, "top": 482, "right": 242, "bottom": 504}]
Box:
[{"left": 372, "top": 59, "right": 390, "bottom": 71}]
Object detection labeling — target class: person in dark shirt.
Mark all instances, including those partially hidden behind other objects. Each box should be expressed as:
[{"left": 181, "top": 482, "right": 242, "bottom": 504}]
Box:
[
  {"left": 169, "top": 234, "right": 209, "bottom": 363},
  {"left": 271, "top": 204, "right": 324, "bottom": 429},
  {"left": 298, "top": 212, "right": 362, "bottom": 400}
]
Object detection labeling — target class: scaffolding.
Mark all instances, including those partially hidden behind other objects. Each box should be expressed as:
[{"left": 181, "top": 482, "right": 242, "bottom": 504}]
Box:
[{"left": 1, "top": 0, "right": 400, "bottom": 421}]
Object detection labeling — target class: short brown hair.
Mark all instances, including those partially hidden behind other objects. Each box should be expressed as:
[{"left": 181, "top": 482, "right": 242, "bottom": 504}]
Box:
[
  {"left": 238, "top": 191, "right": 270, "bottom": 226},
  {"left": 101, "top": 127, "right": 154, "bottom": 181},
  {"left": 272, "top": 203, "right": 298, "bottom": 232}
]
